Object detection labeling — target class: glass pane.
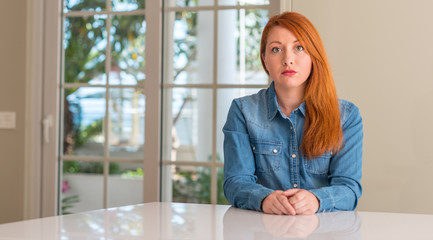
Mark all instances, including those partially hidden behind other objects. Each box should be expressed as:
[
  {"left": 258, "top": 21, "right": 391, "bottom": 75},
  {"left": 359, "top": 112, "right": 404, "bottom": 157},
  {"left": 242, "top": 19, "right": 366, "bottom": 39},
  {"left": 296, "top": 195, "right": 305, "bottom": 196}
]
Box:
[
  {"left": 107, "top": 162, "right": 143, "bottom": 208},
  {"left": 218, "top": 0, "right": 269, "bottom": 5},
  {"left": 165, "top": 0, "right": 213, "bottom": 7},
  {"left": 112, "top": 0, "right": 145, "bottom": 11},
  {"left": 109, "top": 88, "right": 145, "bottom": 158},
  {"left": 64, "top": 0, "right": 106, "bottom": 12},
  {"left": 216, "top": 88, "right": 262, "bottom": 162},
  {"left": 63, "top": 87, "right": 105, "bottom": 157},
  {"left": 217, "top": 167, "right": 229, "bottom": 204},
  {"left": 110, "top": 15, "right": 146, "bottom": 85},
  {"left": 163, "top": 88, "right": 213, "bottom": 162},
  {"left": 218, "top": 9, "right": 269, "bottom": 84},
  {"left": 165, "top": 11, "right": 214, "bottom": 84},
  {"left": 64, "top": 16, "right": 107, "bottom": 84},
  {"left": 166, "top": 165, "right": 211, "bottom": 204},
  {"left": 61, "top": 161, "right": 104, "bottom": 214}
]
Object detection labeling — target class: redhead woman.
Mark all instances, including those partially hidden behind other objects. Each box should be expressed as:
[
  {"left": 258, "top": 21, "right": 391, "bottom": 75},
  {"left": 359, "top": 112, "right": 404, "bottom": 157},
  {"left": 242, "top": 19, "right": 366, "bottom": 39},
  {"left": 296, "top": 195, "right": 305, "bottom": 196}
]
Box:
[{"left": 223, "top": 12, "right": 363, "bottom": 215}]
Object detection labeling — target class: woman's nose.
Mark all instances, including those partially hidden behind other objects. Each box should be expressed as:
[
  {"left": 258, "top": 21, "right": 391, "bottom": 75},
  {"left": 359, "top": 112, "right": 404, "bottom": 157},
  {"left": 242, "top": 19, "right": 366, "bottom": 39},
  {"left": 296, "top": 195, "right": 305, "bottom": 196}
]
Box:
[
  {"left": 282, "top": 57, "right": 294, "bottom": 66},
  {"left": 282, "top": 52, "right": 294, "bottom": 66}
]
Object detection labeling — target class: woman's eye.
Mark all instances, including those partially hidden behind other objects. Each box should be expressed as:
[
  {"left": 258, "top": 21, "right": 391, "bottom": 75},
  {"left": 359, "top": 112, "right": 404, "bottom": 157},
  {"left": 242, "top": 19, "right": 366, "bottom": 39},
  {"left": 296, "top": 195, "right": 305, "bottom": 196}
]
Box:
[
  {"left": 295, "top": 45, "right": 304, "bottom": 51},
  {"left": 271, "top": 47, "right": 281, "bottom": 53}
]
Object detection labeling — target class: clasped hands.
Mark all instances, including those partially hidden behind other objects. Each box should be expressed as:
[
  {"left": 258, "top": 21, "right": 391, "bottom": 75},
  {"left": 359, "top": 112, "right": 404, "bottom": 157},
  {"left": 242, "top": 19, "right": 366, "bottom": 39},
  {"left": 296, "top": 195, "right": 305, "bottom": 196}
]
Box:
[{"left": 262, "top": 189, "right": 319, "bottom": 215}]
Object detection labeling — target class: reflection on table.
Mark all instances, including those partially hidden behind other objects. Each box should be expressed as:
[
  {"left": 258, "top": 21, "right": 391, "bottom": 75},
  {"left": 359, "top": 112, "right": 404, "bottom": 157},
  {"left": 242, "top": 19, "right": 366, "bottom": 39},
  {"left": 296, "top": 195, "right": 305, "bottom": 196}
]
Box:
[
  {"left": 223, "top": 206, "right": 361, "bottom": 240},
  {"left": 0, "top": 202, "right": 433, "bottom": 239}
]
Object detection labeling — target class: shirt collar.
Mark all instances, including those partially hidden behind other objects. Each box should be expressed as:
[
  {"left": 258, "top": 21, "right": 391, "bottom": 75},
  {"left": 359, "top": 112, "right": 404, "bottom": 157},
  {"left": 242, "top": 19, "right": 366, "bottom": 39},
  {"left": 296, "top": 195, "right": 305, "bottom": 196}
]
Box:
[
  {"left": 297, "top": 102, "right": 306, "bottom": 116},
  {"left": 266, "top": 81, "right": 280, "bottom": 121},
  {"left": 266, "top": 81, "right": 306, "bottom": 120}
]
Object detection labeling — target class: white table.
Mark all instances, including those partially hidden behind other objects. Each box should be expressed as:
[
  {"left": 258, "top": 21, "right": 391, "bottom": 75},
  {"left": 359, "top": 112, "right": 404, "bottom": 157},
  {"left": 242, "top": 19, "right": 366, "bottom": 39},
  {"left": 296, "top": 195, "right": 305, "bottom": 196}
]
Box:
[{"left": 0, "top": 202, "right": 432, "bottom": 239}]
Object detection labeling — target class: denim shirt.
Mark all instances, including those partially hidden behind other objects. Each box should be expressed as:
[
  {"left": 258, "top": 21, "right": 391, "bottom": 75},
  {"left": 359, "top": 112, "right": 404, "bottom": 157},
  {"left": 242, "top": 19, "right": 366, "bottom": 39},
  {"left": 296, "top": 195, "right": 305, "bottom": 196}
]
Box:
[{"left": 223, "top": 82, "right": 363, "bottom": 213}]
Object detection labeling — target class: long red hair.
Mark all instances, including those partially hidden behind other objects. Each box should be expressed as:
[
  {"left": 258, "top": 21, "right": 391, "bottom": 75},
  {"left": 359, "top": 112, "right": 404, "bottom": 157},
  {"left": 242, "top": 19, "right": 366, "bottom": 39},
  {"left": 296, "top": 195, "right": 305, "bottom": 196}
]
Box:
[{"left": 260, "top": 12, "right": 343, "bottom": 159}]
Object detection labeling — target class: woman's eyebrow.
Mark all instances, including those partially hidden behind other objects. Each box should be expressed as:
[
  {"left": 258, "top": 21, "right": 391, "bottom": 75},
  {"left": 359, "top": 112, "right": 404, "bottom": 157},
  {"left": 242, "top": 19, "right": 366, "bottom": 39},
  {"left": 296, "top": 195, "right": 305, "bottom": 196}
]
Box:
[
  {"left": 268, "top": 40, "right": 282, "bottom": 45},
  {"left": 268, "top": 40, "right": 300, "bottom": 45}
]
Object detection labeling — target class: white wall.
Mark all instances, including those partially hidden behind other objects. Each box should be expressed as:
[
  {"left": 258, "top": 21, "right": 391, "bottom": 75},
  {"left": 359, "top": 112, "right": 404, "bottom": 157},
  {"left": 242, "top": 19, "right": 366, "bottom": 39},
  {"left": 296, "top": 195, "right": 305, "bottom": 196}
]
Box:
[
  {"left": 289, "top": 0, "right": 433, "bottom": 214},
  {"left": 0, "top": 0, "right": 27, "bottom": 223}
]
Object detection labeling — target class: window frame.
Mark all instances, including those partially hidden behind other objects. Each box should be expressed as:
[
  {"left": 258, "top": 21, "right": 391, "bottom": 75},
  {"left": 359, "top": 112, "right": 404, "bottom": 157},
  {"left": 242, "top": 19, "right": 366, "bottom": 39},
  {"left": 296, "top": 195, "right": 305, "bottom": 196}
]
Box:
[
  {"left": 35, "top": 0, "right": 287, "bottom": 217},
  {"left": 161, "top": 0, "right": 283, "bottom": 204}
]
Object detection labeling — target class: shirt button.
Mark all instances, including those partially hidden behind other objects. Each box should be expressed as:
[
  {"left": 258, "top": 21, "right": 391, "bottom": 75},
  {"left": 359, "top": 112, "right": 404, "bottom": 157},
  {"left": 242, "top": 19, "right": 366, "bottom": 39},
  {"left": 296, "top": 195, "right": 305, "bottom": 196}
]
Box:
[
  {"left": 273, "top": 149, "right": 278, "bottom": 153},
  {"left": 292, "top": 154, "right": 297, "bottom": 158},
  {"left": 252, "top": 146, "right": 256, "bottom": 150},
  {"left": 293, "top": 184, "right": 298, "bottom": 188},
  {"left": 290, "top": 126, "right": 293, "bottom": 130}
]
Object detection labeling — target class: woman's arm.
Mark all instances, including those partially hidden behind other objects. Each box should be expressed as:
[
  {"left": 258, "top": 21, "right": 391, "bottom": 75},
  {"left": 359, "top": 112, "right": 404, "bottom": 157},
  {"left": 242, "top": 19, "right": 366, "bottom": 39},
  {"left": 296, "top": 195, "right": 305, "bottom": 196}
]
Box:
[
  {"left": 223, "top": 100, "right": 275, "bottom": 211},
  {"left": 309, "top": 104, "right": 363, "bottom": 212}
]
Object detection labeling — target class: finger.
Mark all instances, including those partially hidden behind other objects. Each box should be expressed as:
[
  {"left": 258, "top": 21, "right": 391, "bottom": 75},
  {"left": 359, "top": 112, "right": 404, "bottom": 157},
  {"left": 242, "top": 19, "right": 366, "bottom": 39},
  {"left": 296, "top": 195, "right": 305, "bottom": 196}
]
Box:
[
  {"left": 294, "top": 205, "right": 315, "bottom": 215},
  {"left": 283, "top": 188, "right": 300, "bottom": 197},
  {"left": 290, "top": 198, "right": 305, "bottom": 209},
  {"left": 273, "top": 197, "right": 291, "bottom": 215},
  {"left": 270, "top": 202, "right": 284, "bottom": 215},
  {"left": 291, "top": 201, "right": 310, "bottom": 215},
  {"left": 288, "top": 192, "right": 305, "bottom": 206},
  {"left": 290, "top": 190, "right": 319, "bottom": 214},
  {"left": 285, "top": 202, "right": 297, "bottom": 215},
  {"left": 278, "top": 196, "right": 296, "bottom": 215},
  {"left": 276, "top": 195, "right": 291, "bottom": 215}
]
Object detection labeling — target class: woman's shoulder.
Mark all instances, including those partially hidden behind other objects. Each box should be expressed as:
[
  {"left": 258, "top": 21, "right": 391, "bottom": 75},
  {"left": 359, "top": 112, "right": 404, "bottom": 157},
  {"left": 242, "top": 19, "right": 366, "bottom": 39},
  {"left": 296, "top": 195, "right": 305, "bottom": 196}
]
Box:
[
  {"left": 230, "top": 88, "right": 270, "bottom": 125},
  {"left": 233, "top": 88, "right": 268, "bottom": 107},
  {"left": 338, "top": 99, "right": 362, "bottom": 126}
]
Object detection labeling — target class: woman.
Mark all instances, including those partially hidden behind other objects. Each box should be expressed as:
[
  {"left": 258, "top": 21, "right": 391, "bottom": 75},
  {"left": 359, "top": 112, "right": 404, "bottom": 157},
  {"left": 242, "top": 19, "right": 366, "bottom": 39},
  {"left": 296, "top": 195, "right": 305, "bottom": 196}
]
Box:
[{"left": 223, "top": 12, "right": 363, "bottom": 215}]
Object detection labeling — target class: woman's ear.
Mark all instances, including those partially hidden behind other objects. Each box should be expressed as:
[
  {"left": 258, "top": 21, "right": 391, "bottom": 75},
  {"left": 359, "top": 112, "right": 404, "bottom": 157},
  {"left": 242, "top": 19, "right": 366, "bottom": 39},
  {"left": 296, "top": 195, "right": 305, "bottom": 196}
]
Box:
[
  {"left": 261, "top": 53, "right": 269, "bottom": 75},
  {"left": 261, "top": 54, "right": 267, "bottom": 68}
]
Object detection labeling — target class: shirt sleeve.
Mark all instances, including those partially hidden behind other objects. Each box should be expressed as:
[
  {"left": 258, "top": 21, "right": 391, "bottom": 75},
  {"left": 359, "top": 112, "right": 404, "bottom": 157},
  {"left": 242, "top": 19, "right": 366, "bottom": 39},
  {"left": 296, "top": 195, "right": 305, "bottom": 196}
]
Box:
[
  {"left": 309, "top": 104, "right": 363, "bottom": 212},
  {"left": 223, "top": 99, "right": 274, "bottom": 211}
]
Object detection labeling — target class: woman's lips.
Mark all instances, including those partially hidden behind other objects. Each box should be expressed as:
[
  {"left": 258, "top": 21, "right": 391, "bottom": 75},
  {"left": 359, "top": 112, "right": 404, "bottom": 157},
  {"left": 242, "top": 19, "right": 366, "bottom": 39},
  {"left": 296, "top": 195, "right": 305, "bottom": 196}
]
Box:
[{"left": 282, "top": 70, "right": 297, "bottom": 76}]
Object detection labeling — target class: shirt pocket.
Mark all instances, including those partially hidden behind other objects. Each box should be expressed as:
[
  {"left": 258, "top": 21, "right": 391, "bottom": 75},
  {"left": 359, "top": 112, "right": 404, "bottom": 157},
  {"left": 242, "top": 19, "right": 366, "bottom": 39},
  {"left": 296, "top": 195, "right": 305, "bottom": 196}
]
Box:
[
  {"left": 304, "top": 153, "right": 332, "bottom": 175},
  {"left": 251, "top": 139, "right": 282, "bottom": 173}
]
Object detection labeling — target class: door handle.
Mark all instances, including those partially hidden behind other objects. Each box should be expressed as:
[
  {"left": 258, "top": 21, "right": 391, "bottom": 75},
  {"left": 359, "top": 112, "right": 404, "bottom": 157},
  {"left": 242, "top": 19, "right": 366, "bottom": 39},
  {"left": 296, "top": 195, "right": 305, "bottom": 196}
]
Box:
[{"left": 42, "top": 115, "right": 53, "bottom": 143}]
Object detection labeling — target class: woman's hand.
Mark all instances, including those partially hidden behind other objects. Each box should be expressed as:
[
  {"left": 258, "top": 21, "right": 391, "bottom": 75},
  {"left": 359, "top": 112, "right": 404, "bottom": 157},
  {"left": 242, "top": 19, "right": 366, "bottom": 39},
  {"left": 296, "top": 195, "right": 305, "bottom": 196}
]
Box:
[
  {"left": 262, "top": 190, "right": 296, "bottom": 215},
  {"left": 284, "top": 189, "right": 319, "bottom": 215}
]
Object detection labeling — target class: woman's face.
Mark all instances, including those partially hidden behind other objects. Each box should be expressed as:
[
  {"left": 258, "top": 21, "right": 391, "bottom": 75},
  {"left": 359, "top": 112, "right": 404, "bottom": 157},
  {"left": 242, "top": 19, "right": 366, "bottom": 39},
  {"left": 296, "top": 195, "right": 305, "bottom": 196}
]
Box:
[{"left": 263, "top": 26, "right": 312, "bottom": 93}]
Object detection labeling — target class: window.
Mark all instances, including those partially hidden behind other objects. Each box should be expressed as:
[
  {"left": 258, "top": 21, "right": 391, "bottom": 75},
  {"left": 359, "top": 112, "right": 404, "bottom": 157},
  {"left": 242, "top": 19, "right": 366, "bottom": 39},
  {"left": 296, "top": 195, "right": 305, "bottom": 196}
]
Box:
[
  {"left": 42, "top": 0, "right": 280, "bottom": 215},
  {"left": 59, "top": 0, "right": 160, "bottom": 214},
  {"left": 161, "top": 0, "right": 278, "bottom": 204}
]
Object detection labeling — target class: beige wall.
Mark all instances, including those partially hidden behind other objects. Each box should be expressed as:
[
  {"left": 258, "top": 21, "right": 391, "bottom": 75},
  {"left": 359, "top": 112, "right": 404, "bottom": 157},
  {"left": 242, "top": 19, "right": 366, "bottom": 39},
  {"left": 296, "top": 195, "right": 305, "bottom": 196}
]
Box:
[
  {"left": 290, "top": 0, "right": 433, "bottom": 214},
  {"left": 0, "top": 0, "right": 27, "bottom": 223}
]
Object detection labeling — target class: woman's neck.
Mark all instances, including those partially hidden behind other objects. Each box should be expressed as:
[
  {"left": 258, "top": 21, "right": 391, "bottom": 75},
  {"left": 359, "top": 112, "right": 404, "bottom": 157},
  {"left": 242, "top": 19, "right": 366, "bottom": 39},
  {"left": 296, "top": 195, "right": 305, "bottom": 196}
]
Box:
[{"left": 274, "top": 85, "right": 305, "bottom": 117}]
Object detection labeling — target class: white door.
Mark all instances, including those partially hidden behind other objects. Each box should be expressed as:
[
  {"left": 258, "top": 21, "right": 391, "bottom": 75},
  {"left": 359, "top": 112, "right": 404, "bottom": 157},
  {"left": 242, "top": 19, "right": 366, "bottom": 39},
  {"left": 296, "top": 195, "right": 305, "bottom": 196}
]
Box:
[{"left": 41, "top": 0, "right": 162, "bottom": 216}]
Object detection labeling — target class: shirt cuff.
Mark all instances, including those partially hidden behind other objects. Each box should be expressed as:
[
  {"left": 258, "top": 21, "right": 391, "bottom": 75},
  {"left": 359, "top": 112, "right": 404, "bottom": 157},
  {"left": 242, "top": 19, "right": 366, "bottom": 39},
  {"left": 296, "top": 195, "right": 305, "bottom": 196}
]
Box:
[
  {"left": 250, "top": 188, "right": 274, "bottom": 211},
  {"left": 309, "top": 188, "right": 335, "bottom": 213}
]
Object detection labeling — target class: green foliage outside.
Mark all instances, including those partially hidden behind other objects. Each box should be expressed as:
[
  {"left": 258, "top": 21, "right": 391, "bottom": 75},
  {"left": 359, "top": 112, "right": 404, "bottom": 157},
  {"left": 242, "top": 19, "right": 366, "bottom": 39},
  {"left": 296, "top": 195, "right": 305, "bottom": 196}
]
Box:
[
  {"left": 73, "top": 118, "right": 103, "bottom": 150},
  {"left": 63, "top": 161, "right": 229, "bottom": 205},
  {"left": 64, "top": 1, "right": 146, "bottom": 155},
  {"left": 241, "top": 9, "right": 269, "bottom": 71},
  {"left": 121, "top": 167, "right": 144, "bottom": 178},
  {"left": 172, "top": 154, "right": 229, "bottom": 205},
  {"left": 172, "top": 167, "right": 230, "bottom": 205},
  {"left": 63, "top": 161, "right": 122, "bottom": 175},
  {"left": 62, "top": 195, "right": 79, "bottom": 215}
]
